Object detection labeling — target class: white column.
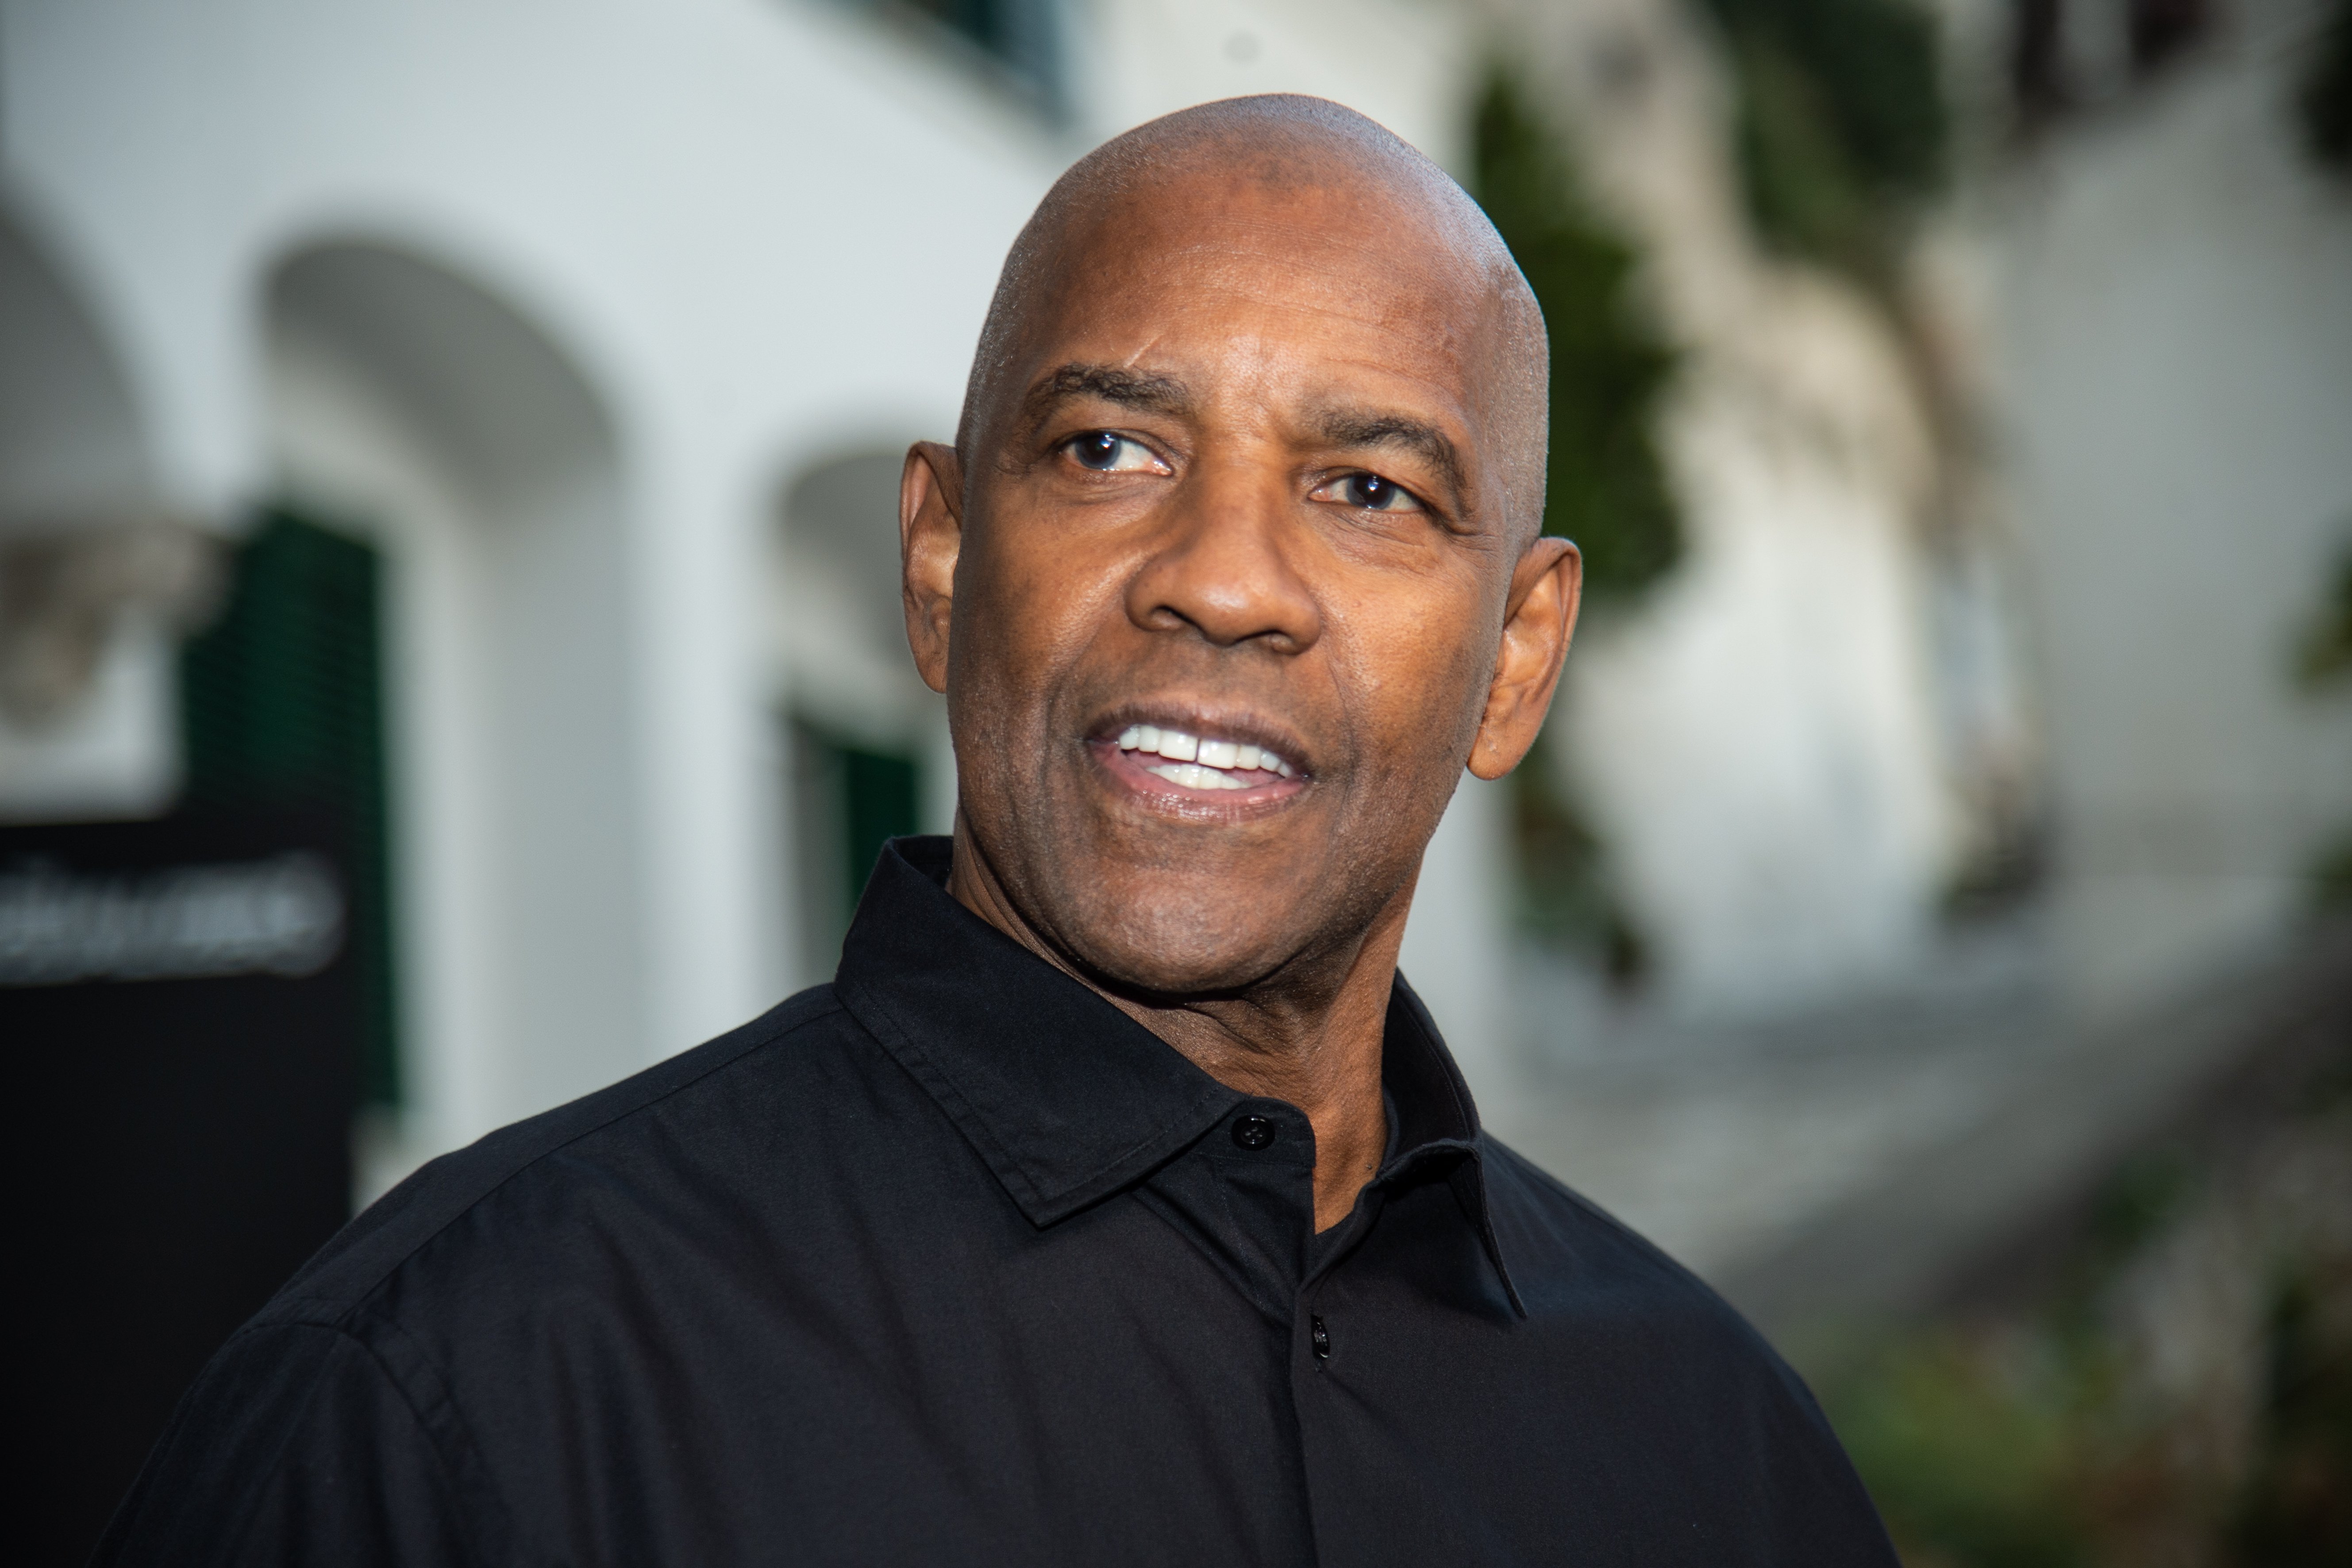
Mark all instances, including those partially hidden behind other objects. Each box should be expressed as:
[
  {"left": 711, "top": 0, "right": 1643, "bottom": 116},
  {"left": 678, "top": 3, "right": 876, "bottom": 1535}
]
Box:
[
  {"left": 1398, "top": 772, "right": 1516, "bottom": 1110},
  {"left": 627, "top": 442, "right": 778, "bottom": 1061}
]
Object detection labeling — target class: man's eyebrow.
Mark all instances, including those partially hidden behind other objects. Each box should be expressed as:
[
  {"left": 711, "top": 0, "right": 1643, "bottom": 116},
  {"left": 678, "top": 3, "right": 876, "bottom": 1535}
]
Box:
[
  {"left": 1314, "top": 409, "right": 1469, "bottom": 505},
  {"left": 1022, "top": 363, "right": 1193, "bottom": 423}
]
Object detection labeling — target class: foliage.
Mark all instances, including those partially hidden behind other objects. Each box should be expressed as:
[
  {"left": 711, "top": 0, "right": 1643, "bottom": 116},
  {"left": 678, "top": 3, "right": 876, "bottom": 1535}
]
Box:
[
  {"left": 2295, "top": 539, "right": 2352, "bottom": 690},
  {"left": 1821, "top": 1108, "right": 2352, "bottom": 1567},
  {"left": 1833, "top": 1274, "right": 2352, "bottom": 1566},
  {"left": 1696, "top": 0, "right": 1948, "bottom": 285},
  {"left": 2293, "top": 537, "right": 2352, "bottom": 912},
  {"left": 1469, "top": 69, "right": 1679, "bottom": 967},
  {"left": 2232, "top": 1260, "right": 2352, "bottom": 1561},
  {"left": 1469, "top": 69, "right": 1681, "bottom": 605},
  {"left": 2311, "top": 831, "right": 2352, "bottom": 914},
  {"left": 1832, "top": 1331, "right": 2100, "bottom": 1567},
  {"left": 2304, "top": 0, "right": 2352, "bottom": 176},
  {"left": 1509, "top": 732, "right": 1648, "bottom": 982}
]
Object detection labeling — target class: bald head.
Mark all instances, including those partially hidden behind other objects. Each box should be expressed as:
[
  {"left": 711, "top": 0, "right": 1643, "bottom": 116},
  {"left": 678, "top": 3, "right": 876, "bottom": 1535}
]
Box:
[
  {"left": 958, "top": 94, "right": 1551, "bottom": 543},
  {"left": 898, "top": 89, "right": 1584, "bottom": 1047}
]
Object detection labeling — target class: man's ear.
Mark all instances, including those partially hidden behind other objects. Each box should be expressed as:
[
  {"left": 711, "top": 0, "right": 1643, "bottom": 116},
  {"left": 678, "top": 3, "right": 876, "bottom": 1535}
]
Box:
[
  {"left": 1468, "top": 536, "right": 1582, "bottom": 782},
  {"left": 901, "top": 441, "right": 963, "bottom": 695}
]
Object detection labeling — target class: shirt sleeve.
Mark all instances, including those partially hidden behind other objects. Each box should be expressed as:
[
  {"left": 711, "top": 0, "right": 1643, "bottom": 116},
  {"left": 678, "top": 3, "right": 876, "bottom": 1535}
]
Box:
[{"left": 94, "top": 1319, "right": 485, "bottom": 1568}]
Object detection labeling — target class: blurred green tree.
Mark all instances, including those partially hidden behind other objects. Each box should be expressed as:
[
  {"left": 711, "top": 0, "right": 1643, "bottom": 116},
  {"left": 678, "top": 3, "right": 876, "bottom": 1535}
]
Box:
[
  {"left": 1470, "top": 69, "right": 1680, "bottom": 604},
  {"left": 1823, "top": 1086, "right": 2352, "bottom": 1568},
  {"left": 2294, "top": 536, "right": 2352, "bottom": 909},
  {"left": 1468, "top": 69, "right": 1679, "bottom": 971},
  {"left": 1696, "top": 0, "right": 1949, "bottom": 287},
  {"left": 2302, "top": 0, "right": 2352, "bottom": 174},
  {"left": 2295, "top": 542, "right": 2352, "bottom": 690}
]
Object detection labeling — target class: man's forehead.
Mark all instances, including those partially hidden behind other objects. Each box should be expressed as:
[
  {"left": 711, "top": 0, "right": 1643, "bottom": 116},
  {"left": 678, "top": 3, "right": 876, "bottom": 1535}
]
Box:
[
  {"left": 1055, "top": 167, "right": 1493, "bottom": 316},
  {"left": 1017, "top": 180, "right": 1500, "bottom": 400}
]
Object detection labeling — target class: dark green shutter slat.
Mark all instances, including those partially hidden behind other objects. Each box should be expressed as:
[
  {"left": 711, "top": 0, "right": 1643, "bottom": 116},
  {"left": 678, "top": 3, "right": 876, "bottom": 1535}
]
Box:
[{"left": 179, "top": 511, "right": 399, "bottom": 1106}]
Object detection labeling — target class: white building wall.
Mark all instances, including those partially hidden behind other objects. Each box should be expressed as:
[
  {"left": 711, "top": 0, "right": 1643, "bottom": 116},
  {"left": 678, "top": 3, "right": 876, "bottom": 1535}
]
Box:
[
  {"left": 2, "top": 0, "right": 1067, "bottom": 1118},
  {"left": 1567, "top": 313, "right": 1956, "bottom": 1013},
  {"left": 1982, "top": 8, "right": 2352, "bottom": 1010},
  {"left": 0, "top": 0, "right": 1497, "bottom": 1163},
  {"left": 1486, "top": 0, "right": 1967, "bottom": 1018},
  {"left": 0, "top": 203, "right": 185, "bottom": 820},
  {"left": 1082, "top": 0, "right": 1467, "bottom": 166}
]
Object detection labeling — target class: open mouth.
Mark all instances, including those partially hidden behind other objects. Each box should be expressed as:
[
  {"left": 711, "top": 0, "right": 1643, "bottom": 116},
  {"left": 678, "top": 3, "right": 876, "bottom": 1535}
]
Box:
[{"left": 1093, "top": 721, "right": 1306, "bottom": 803}]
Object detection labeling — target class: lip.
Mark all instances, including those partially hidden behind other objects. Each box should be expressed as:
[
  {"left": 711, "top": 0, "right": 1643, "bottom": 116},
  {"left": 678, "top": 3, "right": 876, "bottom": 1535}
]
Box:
[{"left": 1085, "top": 705, "right": 1314, "bottom": 814}]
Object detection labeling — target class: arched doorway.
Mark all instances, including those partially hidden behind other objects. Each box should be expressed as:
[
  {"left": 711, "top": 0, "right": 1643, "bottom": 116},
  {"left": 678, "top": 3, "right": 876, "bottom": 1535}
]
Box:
[
  {"left": 0, "top": 204, "right": 196, "bottom": 821},
  {"left": 263, "top": 241, "right": 643, "bottom": 1163},
  {"left": 769, "top": 448, "right": 952, "bottom": 984}
]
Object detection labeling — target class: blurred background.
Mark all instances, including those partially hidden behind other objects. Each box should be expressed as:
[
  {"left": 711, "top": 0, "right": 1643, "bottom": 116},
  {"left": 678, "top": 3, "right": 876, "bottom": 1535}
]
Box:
[{"left": 3, "top": 0, "right": 2348, "bottom": 1560}]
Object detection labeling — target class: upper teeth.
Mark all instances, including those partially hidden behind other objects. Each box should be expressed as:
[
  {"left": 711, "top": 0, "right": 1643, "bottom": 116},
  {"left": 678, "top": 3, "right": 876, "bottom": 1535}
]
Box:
[{"left": 1115, "top": 724, "right": 1294, "bottom": 787}]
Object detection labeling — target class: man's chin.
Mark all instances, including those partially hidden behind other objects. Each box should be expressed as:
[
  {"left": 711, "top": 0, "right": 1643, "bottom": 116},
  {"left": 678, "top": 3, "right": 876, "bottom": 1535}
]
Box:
[{"left": 1051, "top": 893, "right": 1303, "bottom": 1002}]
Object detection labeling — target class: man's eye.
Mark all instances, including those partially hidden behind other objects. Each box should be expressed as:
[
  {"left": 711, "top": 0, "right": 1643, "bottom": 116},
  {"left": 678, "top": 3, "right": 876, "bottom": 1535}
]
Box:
[
  {"left": 1317, "top": 472, "right": 1424, "bottom": 512},
  {"left": 1064, "top": 432, "right": 1158, "bottom": 473}
]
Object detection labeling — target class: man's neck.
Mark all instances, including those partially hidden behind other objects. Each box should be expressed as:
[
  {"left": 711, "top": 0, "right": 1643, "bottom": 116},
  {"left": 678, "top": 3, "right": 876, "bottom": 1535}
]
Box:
[{"left": 946, "top": 825, "right": 1405, "bottom": 1233}]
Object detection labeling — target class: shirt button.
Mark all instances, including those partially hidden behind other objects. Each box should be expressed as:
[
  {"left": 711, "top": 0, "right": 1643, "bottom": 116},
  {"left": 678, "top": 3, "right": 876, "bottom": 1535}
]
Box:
[{"left": 1231, "top": 1114, "right": 1277, "bottom": 1150}]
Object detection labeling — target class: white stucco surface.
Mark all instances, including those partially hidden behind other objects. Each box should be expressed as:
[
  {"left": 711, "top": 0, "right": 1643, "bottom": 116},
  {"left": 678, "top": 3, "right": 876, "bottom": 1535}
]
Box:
[
  {"left": 1985, "top": 9, "right": 2352, "bottom": 1010},
  {"left": 0, "top": 0, "right": 1490, "bottom": 1180}
]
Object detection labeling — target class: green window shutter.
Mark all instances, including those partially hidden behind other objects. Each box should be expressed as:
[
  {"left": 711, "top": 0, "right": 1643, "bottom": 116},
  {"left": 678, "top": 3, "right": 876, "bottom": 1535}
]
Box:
[
  {"left": 839, "top": 743, "right": 920, "bottom": 914},
  {"left": 791, "top": 717, "right": 923, "bottom": 977},
  {"left": 179, "top": 511, "right": 400, "bottom": 1106}
]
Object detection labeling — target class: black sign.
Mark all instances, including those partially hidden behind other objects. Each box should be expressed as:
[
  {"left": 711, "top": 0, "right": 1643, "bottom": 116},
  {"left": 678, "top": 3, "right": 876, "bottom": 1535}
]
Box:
[{"left": 4, "top": 811, "right": 362, "bottom": 1566}]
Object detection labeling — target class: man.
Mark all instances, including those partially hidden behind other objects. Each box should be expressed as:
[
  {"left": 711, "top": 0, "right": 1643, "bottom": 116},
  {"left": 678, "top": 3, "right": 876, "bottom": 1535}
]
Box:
[{"left": 101, "top": 96, "right": 1895, "bottom": 1564}]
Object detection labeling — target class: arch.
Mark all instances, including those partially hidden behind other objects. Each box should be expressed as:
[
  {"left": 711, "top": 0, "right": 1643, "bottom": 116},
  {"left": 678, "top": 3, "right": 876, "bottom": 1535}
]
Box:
[
  {"left": 0, "top": 200, "right": 188, "bottom": 820},
  {"left": 774, "top": 448, "right": 934, "bottom": 748},
  {"left": 768, "top": 446, "right": 951, "bottom": 984},
  {"left": 262, "top": 239, "right": 642, "bottom": 1160},
  {"left": 270, "top": 244, "right": 615, "bottom": 512},
  {"left": 0, "top": 205, "right": 153, "bottom": 529}
]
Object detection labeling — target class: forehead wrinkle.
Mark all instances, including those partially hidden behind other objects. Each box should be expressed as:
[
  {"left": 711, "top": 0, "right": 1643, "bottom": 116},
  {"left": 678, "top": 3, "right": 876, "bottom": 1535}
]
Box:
[
  {"left": 1021, "top": 363, "right": 1193, "bottom": 424},
  {"left": 1048, "top": 260, "right": 1487, "bottom": 383},
  {"left": 1054, "top": 217, "right": 1503, "bottom": 393},
  {"left": 1085, "top": 215, "right": 1490, "bottom": 326}
]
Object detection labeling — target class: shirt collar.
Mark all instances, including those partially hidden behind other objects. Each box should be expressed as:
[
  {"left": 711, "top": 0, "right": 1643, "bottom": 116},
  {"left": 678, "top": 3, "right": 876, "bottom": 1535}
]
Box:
[{"left": 834, "top": 837, "right": 1519, "bottom": 1307}]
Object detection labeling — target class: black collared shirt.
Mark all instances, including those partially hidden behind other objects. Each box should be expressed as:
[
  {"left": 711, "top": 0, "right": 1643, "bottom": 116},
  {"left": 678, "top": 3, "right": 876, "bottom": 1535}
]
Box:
[{"left": 100, "top": 838, "right": 1894, "bottom": 1566}]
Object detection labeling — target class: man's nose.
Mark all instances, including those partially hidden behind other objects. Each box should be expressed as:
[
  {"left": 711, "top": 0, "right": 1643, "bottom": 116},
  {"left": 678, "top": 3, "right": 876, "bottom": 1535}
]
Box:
[{"left": 1124, "top": 464, "right": 1323, "bottom": 653}]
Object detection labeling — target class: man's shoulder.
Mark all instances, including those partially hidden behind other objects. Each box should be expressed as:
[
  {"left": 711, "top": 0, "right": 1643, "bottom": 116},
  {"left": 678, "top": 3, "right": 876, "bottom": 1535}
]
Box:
[
  {"left": 1464, "top": 1135, "right": 1891, "bottom": 1560},
  {"left": 1477, "top": 1133, "right": 1775, "bottom": 1351},
  {"left": 1476, "top": 1133, "right": 1865, "bottom": 1491},
  {"left": 259, "top": 985, "right": 877, "bottom": 1330}
]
